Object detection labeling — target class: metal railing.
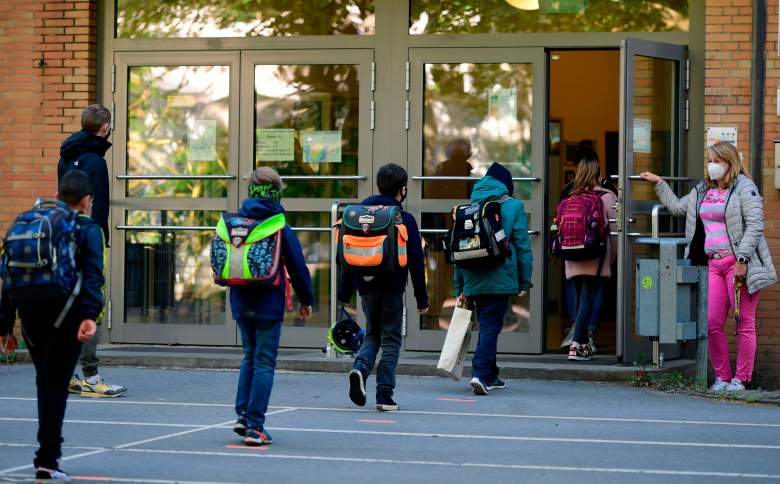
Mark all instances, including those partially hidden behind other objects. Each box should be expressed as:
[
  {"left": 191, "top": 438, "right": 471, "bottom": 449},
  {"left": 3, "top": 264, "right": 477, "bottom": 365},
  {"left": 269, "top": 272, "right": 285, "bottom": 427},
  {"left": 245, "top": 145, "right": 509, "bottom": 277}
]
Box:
[
  {"left": 117, "top": 174, "right": 236, "bottom": 180},
  {"left": 412, "top": 176, "right": 541, "bottom": 182}
]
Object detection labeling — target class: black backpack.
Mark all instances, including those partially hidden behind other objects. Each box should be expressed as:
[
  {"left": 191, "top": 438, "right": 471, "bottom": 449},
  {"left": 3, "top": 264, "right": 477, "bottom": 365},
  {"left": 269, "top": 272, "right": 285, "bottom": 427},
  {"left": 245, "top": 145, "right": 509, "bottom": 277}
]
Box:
[{"left": 443, "top": 196, "right": 511, "bottom": 269}]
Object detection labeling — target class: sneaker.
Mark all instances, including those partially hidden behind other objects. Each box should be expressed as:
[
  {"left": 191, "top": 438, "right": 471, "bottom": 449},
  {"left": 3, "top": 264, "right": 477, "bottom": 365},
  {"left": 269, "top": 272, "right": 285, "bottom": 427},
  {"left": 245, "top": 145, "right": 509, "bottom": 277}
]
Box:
[
  {"left": 376, "top": 393, "right": 399, "bottom": 412},
  {"left": 588, "top": 332, "right": 598, "bottom": 355},
  {"left": 244, "top": 428, "right": 272, "bottom": 446},
  {"left": 35, "top": 466, "right": 70, "bottom": 480},
  {"left": 67, "top": 375, "right": 82, "bottom": 394},
  {"left": 486, "top": 377, "right": 507, "bottom": 391},
  {"left": 709, "top": 377, "right": 729, "bottom": 392},
  {"left": 470, "top": 377, "right": 489, "bottom": 396},
  {"left": 568, "top": 342, "right": 592, "bottom": 361},
  {"left": 560, "top": 325, "right": 574, "bottom": 348},
  {"left": 233, "top": 418, "right": 247, "bottom": 437},
  {"left": 348, "top": 368, "right": 367, "bottom": 407},
  {"left": 80, "top": 375, "right": 127, "bottom": 398},
  {"left": 726, "top": 378, "right": 746, "bottom": 392}
]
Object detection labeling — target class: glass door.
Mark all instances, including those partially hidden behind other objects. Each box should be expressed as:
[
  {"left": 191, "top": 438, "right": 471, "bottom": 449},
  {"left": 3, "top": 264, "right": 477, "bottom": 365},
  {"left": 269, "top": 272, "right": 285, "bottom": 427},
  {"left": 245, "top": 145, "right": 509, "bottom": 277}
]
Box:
[
  {"left": 617, "top": 39, "right": 688, "bottom": 363},
  {"left": 406, "top": 48, "right": 546, "bottom": 353},
  {"left": 110, "top": 51, "right": 241, "bottom": 345},
  {"left": 239, "top": 50, "right": 374, "bottom": 348}
]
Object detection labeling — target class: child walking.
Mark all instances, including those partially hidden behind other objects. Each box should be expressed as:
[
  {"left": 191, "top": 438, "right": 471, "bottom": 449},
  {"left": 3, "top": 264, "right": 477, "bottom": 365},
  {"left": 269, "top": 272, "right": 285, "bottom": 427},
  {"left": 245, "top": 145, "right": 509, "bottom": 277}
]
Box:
[
  {"left": 340, "top": 163, "right": 429, "bottom": 411},
  {"left": 228, "top": 167, "right": 313, "bottom": 445},
  {"left": 0, "top": 170, "right": 105, "bottom": 480}
]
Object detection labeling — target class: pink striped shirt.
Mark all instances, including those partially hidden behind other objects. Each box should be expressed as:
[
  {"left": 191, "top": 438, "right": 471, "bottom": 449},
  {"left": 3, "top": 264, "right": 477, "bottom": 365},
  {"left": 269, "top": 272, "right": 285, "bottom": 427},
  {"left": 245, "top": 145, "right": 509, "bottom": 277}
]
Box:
[{"left": 700, "top": 188, "right": 731, "bottom": 257}]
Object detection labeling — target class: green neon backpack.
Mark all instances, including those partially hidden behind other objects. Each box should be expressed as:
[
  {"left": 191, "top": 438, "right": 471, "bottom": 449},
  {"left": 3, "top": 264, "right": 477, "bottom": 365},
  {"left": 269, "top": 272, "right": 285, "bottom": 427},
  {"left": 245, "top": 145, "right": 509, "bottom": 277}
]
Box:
[{"left": 210, "top": 212, "right": 286, "bottom": 287}]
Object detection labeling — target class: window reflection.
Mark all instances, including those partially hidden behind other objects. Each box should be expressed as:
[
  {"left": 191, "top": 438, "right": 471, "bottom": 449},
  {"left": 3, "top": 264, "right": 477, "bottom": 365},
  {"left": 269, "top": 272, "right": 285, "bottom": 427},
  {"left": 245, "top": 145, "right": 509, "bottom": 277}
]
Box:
[
  {"left": 254, "top": 64, "right": 360, "bottom": 198},
  {"left": 124, "top": 211, "right": 226, "bottom": 325},
  {"left": 410, "top": 0, "right": 689, "bottom": 35},
  {"left": 117, "top": 0, "right": 375, "bottom": 38},
  {"left": 283, "top": 212, "right": 330, "bottom": 328},
  {"left": 422, "top": 63, "right": 534, "bottom": 201},
  {"left": 127, "top": 65, "right": 230, "bottom": 198}
]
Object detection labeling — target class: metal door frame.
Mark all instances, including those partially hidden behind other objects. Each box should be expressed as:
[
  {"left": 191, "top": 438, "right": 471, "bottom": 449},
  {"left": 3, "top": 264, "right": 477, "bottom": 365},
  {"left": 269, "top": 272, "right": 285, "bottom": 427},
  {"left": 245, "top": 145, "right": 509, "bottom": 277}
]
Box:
[
  {"left": 405, "top": 47, "right": 546, "bottom": 353},
  {"left": 617, "top": 38, "right": 688, "bottom": 363}
]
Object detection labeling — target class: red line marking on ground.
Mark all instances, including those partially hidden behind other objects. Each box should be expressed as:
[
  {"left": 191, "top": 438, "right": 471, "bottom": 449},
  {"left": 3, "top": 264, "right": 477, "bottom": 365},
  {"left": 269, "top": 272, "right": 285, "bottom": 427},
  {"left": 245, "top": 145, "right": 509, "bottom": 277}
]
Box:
[
  {"left": 358, "top": 419, "right": 396, "bottom": 423},
  {"left": 436, "top": 397, "right": 477, "bottom": 403},
  {"left": 225, "top": 444, "right": 269, "bottom": 451},
  {"left": 74, "top": 476, "right": 113, "bottom": 481}
]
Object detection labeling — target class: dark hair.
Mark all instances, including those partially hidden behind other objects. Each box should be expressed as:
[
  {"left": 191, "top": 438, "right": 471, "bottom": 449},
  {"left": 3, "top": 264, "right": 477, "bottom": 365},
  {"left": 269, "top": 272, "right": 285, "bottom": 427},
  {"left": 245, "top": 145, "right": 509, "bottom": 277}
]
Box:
[
  {"left": 81, "top": 104, "right": 111, "bottom": 133},
  {"left": 58, "top": 170, "right": 93, "bottom": 206},
  {"left": 376, "top": 163, "right": 408, "bottom": 197},
  {"left": 576, "top": 139, "right": 598, "bottom": 164}
]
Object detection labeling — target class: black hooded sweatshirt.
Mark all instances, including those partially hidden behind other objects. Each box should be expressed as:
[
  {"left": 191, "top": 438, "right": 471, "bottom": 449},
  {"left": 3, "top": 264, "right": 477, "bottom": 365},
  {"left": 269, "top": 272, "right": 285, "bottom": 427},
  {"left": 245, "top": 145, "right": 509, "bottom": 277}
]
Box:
[{"left": 57, "top": 129, "right": 111, "bottom": 246}]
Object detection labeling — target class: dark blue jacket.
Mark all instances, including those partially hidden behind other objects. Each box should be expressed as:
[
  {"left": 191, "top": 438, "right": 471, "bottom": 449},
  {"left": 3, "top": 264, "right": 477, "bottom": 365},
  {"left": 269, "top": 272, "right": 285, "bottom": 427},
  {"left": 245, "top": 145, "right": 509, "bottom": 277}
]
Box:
[
  {"left": 58, "top": 129, "right": 111, "bottom": 246},
  {"left": 229, "top": 198, "right": 314, "bottom": 323},
  {"left": 0, "top": 212, "right": 106, "bottom": 333},
  {"left": 338, "top": 195, "right": 429, "bottom": 310}
]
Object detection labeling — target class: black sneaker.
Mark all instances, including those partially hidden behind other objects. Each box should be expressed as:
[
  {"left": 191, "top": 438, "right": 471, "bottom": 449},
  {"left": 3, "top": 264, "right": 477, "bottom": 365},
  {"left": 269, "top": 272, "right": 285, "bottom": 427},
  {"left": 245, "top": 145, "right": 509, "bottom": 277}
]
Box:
[
  {"left": 486, "top": 377, "right": 507, "bottom": 391},
  {"left": 233, "top": 417, "right": 247, "bottom": 437},
  {"left": 470, "top": 377, "right": 489, "bottom": 395},
  {"left": 568, "top": 342, "right": 592, "bottom": 361},
  {"left": 376, "top": 393, "right": 399, "bottom": 412},
  {"left": 35, "top": 466, "right": 70, "bottom": 480},
  {"left": 244, "top": 428, "right": 272, "bottom": 446},
  {"left": 348, "top": 368, "right": 367, "bottom": 407}
]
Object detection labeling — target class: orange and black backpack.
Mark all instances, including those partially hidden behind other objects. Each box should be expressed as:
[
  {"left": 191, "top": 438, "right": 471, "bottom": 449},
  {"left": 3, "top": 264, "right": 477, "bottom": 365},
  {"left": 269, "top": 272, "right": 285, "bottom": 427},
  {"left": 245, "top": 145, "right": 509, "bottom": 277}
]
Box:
[{"left": 337, "top": 205, "right": 408, "bottom": 276}]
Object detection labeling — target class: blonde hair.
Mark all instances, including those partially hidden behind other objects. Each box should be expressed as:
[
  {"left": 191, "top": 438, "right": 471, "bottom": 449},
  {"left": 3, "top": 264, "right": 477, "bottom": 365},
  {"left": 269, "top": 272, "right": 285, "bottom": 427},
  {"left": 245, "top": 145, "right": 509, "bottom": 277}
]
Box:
[
  {"left": 249, "top": 166, "right": 284, "bottom": 190},
  {"left": 705, "top": 141, "right": 749, "bottom": 188},
  {"left": 571, "top": 159, "right": 601, "bottom": 195}
]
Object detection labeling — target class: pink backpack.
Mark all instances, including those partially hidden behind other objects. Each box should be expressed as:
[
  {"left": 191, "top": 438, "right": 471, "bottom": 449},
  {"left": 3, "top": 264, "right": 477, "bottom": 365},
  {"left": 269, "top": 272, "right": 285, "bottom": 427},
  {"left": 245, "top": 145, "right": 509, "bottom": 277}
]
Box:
[{"left": 550, "top": 191, "right": 608, "bottom": 262}]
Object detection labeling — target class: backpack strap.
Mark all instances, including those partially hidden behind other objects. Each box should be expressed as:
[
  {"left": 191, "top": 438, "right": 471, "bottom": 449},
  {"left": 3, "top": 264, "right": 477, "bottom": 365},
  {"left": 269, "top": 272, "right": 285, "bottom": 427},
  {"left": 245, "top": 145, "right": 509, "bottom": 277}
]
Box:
[{"left": 53, "top": 272, "right": 82, "bottom": 329}]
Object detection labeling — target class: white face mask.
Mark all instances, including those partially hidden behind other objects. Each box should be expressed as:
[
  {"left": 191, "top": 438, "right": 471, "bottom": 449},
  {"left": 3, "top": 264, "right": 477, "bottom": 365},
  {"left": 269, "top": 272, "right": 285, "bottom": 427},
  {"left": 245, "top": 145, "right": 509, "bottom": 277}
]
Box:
[{"left": 707, "top": 162, "right": 727, "bottom": 181}]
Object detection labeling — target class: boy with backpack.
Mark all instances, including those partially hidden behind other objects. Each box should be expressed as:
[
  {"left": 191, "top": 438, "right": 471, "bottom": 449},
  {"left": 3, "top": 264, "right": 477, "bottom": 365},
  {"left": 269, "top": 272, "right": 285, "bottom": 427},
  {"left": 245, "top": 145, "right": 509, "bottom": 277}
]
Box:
[
  {"left": 452, "top": 162, "right": 533, "bottom": 395},
  {"left": 339, "top": 163, "right": 429, "bottom": 411},
  {"left": 211, "top": 167, "right": 313, "bottom": 446},
  {"left": 0, "top": 170, "right": 105, "bottom": 480}
]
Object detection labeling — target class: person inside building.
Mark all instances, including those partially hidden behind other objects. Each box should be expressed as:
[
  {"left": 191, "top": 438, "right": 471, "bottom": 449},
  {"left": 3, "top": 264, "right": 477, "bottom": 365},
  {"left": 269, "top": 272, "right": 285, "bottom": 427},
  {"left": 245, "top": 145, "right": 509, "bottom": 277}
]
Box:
[
  {"left": 563, "top": 156, "right": 618, "bottom": 362},
  {"left": 58, "top": 104, "right": 127, "bottom": 398},
  {"left": 640, "top": 141, "right": 777, "bottom": 391}
]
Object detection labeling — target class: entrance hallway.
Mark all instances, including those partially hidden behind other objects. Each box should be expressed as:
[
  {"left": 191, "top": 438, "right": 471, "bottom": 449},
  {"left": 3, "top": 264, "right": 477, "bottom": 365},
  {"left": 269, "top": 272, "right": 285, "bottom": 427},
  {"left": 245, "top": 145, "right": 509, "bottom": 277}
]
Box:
[{"left": 2, "top": 366, "right": 780, "bottom": 483}]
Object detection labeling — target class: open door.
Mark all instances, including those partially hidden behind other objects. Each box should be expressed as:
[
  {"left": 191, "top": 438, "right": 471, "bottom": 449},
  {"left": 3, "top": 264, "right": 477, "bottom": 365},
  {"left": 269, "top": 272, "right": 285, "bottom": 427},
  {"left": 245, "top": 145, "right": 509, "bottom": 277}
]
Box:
[{"left": 616, "top": 39, "right": 689, "bottom": 364}]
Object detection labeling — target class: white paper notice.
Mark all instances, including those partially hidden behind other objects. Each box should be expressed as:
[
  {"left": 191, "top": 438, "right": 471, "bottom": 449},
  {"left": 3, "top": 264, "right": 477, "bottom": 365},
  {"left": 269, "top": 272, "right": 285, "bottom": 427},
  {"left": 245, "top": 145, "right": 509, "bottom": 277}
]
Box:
[
  {"left": 302, "top": 131, "right": 342, "bottom": 163},
  {"left": 706, "top": 127, "right": 737, "bottom": 148},
  {"left": 256, "top": 129, "right": 294, "bottom": 162},
  {"left": 633, "top": 118, "right": 652, "bottom": 154},
  {"left": 489, "top": 87, "right": 518, "bottom": 120},
  {"left": 188, "top": 120, "right": 217, "bottom": 161}
]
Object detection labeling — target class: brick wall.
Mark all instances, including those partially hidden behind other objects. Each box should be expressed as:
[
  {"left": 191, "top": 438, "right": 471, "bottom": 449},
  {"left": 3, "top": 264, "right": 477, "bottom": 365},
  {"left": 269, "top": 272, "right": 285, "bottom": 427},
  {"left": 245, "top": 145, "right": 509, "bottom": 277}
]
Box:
[{"left": 0, "top": 0, "right": 98, "bottom": 341}]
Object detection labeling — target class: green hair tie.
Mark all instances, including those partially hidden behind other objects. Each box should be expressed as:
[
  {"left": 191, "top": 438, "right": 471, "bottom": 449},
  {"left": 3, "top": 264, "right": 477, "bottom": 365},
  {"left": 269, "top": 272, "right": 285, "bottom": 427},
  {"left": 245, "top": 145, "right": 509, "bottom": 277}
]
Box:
[{"left": 248, "top": 183, "right": 281, "bottom": 201}]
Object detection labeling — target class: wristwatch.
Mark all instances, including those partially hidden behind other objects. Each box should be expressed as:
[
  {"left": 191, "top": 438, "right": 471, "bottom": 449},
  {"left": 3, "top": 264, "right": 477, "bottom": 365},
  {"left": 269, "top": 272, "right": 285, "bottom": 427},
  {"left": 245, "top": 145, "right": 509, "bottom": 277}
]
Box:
[{"left": 737, "top": 255, "right": 750, "bottom": 265}]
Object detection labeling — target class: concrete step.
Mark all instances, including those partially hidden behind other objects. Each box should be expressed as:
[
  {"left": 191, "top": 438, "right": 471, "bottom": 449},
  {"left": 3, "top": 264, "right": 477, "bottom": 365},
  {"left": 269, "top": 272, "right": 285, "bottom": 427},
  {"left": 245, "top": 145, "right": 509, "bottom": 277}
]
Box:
[{"left": 11, "top": 344, "right": 693, "bottom": 383}]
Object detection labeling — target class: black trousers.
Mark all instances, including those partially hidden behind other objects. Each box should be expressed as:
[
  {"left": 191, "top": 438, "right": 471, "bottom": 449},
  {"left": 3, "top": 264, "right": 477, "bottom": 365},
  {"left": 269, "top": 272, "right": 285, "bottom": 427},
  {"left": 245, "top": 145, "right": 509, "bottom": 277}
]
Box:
[{"left": 20, "top": 312, "right": 82, "bottom": 469}]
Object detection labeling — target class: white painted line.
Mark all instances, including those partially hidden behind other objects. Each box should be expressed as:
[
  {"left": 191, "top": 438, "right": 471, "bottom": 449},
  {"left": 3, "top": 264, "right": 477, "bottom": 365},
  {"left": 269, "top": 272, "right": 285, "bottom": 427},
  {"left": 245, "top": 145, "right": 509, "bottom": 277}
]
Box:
[
  {"left": 0, "top": 473, "right": 234, "bottom": 484},
  {"left": 263, "top": 426, "right": 780, "bottom": 451},
  {"left": 119, "top": 448, "right": 780, "bottom": 480},
  {"left": 2, "top": 396, "right": 778, "bottom": 428},
  {"left": 0, "top": 417, "right": 200, "bottom": 428},
  {"left": 0, "top": 448, "right": 108, "bottom": 475},
  {"left": 0, "top": 443, "right": 105, "bottom": 451},
  {"left": 114, "top": 419, "right": 238, "bottom": 449}
]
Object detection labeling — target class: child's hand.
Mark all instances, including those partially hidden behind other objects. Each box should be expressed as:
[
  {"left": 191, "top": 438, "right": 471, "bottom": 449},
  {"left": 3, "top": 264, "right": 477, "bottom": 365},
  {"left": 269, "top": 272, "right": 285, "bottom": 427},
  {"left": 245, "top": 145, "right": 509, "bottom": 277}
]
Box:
[
  {"left": 0, "top": 334, "right": 18, "bottom": 354},
  {"left": 298, "top": 305, "right": 312, "bottom": 320},
  {"left": 417, "top": 307, "right": 429, "bottom": 314},
  {"left": 77, "top": 320, "right": 97, "bottom": 342}
]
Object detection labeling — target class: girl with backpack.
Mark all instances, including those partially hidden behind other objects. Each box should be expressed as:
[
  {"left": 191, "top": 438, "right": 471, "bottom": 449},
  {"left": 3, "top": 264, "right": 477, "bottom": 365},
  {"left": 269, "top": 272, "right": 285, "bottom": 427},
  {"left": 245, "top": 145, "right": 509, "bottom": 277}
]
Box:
[
  {"left": 555, "top": 156, "right": 617, "bottom": 361},
  {"left": 640, "top": 142, "right": 776, "bottom": 391}
]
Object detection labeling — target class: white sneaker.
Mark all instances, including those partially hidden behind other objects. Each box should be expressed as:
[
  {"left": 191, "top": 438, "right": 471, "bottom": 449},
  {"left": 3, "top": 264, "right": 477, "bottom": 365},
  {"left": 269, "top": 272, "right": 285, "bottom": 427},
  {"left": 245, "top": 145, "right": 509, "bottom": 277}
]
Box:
[
  {"left": 709, "top": 377, "right": 729, "bottom": 392},
  {"left": 726, "top": 378, "right": 746, "bottom": 392}
]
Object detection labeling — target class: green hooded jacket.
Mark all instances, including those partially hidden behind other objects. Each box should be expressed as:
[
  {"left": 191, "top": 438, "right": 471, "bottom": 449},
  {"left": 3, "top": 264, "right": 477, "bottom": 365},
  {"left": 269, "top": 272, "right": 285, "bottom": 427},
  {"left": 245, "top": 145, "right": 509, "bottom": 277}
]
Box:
[{"left": 453, "top": 176, "right": 534, "bottom": 297}]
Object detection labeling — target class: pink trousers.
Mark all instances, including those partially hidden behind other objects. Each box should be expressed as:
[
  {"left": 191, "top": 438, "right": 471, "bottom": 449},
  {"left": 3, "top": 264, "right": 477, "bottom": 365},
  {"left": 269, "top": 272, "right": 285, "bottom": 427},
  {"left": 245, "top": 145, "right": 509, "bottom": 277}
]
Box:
[{"left": 708, "top": 254, "right": 760, "bottom": 382}]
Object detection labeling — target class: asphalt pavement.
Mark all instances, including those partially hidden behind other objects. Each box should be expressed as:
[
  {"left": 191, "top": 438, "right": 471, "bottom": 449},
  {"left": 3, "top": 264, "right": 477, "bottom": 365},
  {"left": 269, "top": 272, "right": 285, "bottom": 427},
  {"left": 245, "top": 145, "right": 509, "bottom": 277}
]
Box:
[{"left": 1, "top": 364, "right": 780, "bottom": 483}]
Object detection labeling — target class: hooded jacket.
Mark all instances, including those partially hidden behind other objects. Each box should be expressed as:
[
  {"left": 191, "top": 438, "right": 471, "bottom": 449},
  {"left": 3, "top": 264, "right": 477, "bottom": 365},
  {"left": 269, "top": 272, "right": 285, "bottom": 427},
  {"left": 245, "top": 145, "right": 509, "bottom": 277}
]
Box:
[
  {"left": 0, "top": 212, "right": 106, "bottom": 334},
  {"left": 454, "top": 176, "right": 534, "bottom": 297},
  {"left": 655, "top": 175, "right": 776, "bottom": 295},
  {"left": 58, "top": 129, "right": 111, "bottom": 246},
  {"left": 337, "top": 194, "right": 429, "bottom": 310},
  {"left": 228, "top": 197, "right": 314, "bottom": 323}
]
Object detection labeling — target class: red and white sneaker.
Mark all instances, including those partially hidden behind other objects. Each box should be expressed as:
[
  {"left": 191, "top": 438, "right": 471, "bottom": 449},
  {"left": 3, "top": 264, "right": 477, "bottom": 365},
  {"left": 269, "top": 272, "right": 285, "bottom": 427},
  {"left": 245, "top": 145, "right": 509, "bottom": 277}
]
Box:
[{"left": 568, "top": 342, "right": 592, "bottom": 361}]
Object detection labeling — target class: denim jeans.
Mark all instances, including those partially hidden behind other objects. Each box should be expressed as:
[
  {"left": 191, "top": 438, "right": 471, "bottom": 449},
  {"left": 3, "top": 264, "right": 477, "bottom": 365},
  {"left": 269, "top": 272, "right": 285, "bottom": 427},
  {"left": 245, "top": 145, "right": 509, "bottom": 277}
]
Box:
[
  {"left": 571, "top": 276, "right": 604, "bottom": 345},
  {"left": 235, "top": 319, "right": 282, "bottom": 431},
  {"left": 78, "top": 324, "right": 99, "bottom": 378},
  {"left": 471, "top": 295, "right": 509, "bottom": 383},
  {"left": 565, "top": 278, "right": 604, "bottom": 332},
  {"left": 353, "top": 291, "right": 403, "bottom": 397}
]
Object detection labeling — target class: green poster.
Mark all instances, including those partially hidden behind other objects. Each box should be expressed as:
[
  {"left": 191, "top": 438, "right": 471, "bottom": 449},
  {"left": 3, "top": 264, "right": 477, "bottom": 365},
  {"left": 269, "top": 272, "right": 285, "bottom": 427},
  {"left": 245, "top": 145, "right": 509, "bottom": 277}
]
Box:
[{"left": 256, "top": 128, "right": 295, "bottom": 162}]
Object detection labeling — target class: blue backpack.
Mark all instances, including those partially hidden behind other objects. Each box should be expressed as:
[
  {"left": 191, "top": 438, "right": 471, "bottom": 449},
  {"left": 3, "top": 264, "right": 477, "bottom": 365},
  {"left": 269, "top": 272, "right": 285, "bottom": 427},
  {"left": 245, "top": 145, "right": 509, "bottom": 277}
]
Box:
[{"left": 0, "top": 199, "right": 82, "bottom": 328}]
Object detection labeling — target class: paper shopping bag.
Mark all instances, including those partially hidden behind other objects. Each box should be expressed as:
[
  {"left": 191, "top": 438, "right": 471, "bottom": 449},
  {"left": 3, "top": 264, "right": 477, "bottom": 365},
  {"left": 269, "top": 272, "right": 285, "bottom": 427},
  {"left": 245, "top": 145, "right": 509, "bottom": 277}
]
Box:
[{"left": 436, "top": 306, "right": 473, "bottom": 381}]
